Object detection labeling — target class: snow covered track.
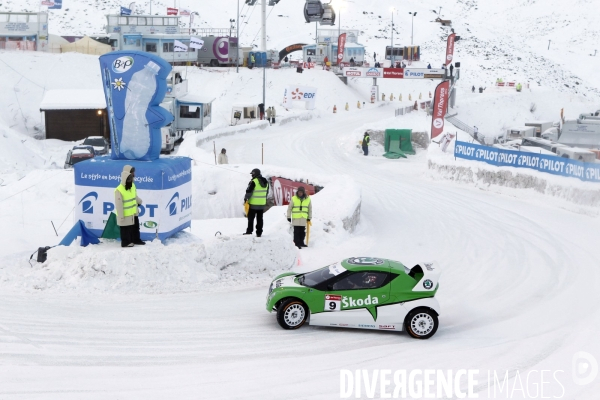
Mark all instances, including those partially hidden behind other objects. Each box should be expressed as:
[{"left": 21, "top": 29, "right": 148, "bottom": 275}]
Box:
[{"left": 1, "top": 101, "right": 598, "bottom": 398}]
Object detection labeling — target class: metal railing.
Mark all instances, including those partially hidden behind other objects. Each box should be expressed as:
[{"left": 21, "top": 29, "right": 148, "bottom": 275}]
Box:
[{"left": 445, "top": 115, "right": 485, "bottom": 144}]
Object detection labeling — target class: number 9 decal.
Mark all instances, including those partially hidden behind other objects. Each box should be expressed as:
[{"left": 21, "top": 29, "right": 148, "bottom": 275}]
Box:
[{"left": 324, "top": 294, "right": 342, "bottom": 312}]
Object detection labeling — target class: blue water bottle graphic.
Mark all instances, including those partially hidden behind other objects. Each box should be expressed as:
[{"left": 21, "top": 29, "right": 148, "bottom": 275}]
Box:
[
  {"left": 99, "top": 51, "right": 173, "bottom": 161},
  {"left": 120, "top": 61, "right": 159, "bottom": 159}
]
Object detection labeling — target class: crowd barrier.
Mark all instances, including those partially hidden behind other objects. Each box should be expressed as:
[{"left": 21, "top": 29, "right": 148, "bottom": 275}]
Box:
[{"left": 454, "top": 141, "right": 600, "bottom": 183}]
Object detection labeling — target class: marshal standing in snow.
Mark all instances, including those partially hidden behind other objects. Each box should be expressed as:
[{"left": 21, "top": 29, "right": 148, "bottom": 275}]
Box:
[
  {"left": 114, "top": 165, "right": 145, "bottom": 247},
  {"left": 287, "top": 187, "right": 312, "bottom": 249},
  {"left": 362, "top": 132, "right": 370, "bottom": 156},
  {"left": 244, "top": 168, "right": 269, "bottom": 237}
]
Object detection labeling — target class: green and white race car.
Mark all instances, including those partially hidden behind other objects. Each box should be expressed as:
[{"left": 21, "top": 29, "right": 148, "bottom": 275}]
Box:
[{"left": 266, "top": 257, "right": 441, "bottom": 339}]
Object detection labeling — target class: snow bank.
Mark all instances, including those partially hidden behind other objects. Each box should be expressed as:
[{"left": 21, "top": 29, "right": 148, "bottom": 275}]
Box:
[{"left": 0, "top": 232, "right": 296, "bottom": 294}]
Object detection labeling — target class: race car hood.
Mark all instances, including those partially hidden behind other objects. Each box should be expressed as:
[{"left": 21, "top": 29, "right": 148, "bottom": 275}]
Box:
[
  {"left": 271, "top": 274, "right": 303, "bottom": 289},
  {"left": 412, "top": 261, "right": 441, "bottom": 292}
]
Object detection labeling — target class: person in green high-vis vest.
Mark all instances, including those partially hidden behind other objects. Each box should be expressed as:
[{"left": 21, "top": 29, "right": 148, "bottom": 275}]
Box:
[
  {"left": 114, "top": 165, "right": 144, "bottom": 247},
  {"left": 244, "top": 168, "right": 269, "bottom": 237},
  {"left": 287, "top": 186, "right": 312, "bottom": 249}
]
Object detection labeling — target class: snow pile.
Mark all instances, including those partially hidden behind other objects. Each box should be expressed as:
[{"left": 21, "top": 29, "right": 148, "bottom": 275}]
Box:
[{"left": 0, "top": 232, "right": 296, "bottom": 294}]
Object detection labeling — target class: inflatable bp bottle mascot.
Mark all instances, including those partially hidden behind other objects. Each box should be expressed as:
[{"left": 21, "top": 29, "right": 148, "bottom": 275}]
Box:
[{"left": 99, "top": 51, "right": 174, "bottom": 161}]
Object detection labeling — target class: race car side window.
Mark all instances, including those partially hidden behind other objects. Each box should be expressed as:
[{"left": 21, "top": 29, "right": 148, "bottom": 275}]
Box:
[{"left": 331, "top": 272, "right": 389, "bottom": 291}]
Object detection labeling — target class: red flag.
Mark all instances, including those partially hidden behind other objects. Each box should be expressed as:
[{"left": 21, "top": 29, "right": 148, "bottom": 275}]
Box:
[
  {"left": 445, "top": 33, "right": 456, "bottom": 66},
  {"left": 337, "top": 33, "right": 347, "bottom": 65},
  {"left": 167, "top": 7, "right": 178, "bottom": 15},
  {"left": 431, "top": 80, "right": 450, "bottom": 139}
]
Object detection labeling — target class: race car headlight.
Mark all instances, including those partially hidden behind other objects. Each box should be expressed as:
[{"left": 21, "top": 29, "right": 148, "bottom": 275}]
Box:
[{"left": 268, "top": 282, "right": 274, "bottom": 295}]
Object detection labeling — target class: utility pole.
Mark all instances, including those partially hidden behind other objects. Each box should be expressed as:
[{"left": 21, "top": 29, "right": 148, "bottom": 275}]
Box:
[
  {"left": 390, "top": 8, "right": 394, "bottom": 67},
  {"left": 261, "top": 0, "right": 266, "bottom": 110},
  {"left": 261, "top": 0, "right": 266, "bottom": 51},
  {"left": 409, "top": 12, "right": 417, "bottom": 46},
  {"left": 236, "top": 0, "right": 239, "bottom": 73}
]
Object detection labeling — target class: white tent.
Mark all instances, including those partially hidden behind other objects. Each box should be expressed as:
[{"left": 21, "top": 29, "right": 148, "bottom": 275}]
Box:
[{"left": 61, "top": 36, "right": 111, "bottom": 56}]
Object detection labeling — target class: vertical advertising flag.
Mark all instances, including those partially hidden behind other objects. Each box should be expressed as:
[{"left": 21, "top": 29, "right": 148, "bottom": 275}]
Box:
[
  {"left": 445, "top": 33, "right": 456, "bottom": 66},
  {"left": 431, "top": 80, "right": 450, "bottom": 139},
  {"left": 99, "top": 51, "right": 174, "bottom": 161},
  {"left": 337, "top": 33, "right": 347, "bottom": 65}
]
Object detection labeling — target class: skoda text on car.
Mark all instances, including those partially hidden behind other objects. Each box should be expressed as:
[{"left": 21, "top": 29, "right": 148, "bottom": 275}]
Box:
[{"left": 266, "top": 257, "right": 441, "bottom": 339}]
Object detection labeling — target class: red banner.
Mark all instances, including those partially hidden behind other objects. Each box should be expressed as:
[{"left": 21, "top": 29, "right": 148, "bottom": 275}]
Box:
[
  {"left": 383, "top": 68, "right": 404, "bottom": 79},
  {"left": 431, "top": 80, "right": 450, "bottom": 139},
  {"left": 271, "top": 177, "right": 316, "bottom": 206},
  {"left": 445, "top": 33, "right": 455, "bottom": 66},
  {"left": 337, "top": 33, "right": 347, "bottom": 65},
  {"left": 167, "top": 7, "right": 178, "bottom": 15}
]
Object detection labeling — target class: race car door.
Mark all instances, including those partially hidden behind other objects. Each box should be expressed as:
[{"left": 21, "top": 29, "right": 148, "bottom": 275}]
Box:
[{"left": 310, "top": 270, "right": 391, "bottom": 329}]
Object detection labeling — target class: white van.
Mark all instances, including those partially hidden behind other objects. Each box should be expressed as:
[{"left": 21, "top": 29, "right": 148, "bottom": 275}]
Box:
[{"left": 161, "top": 124, "right": 175, "bottom": 154}]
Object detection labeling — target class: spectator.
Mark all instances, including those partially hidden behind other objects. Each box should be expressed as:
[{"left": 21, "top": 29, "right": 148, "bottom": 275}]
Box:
[{"left": 218, "top": 148, "right": 228, "bottom": 164}]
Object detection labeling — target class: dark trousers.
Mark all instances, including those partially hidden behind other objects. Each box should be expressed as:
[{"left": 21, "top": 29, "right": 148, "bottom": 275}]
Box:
[
  {"left": 271, "top": 117, "right": 275, "bottom": 124},
  {"left": 246, "top": 208, "right": 264, "bottom": 236},
  {"left": 293, "top": 225, "right": 306, "bottom": 247},
  {"left": 120, "top": 216, "right": 141, "bottom": 247},
  {"left": 362, "top": 146, "right": 369, "bottom": 156}
]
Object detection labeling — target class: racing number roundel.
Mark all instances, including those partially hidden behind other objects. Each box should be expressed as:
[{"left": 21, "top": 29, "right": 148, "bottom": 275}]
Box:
[{"left": 325, "top": 294, "right": 342, "bottom": 311}]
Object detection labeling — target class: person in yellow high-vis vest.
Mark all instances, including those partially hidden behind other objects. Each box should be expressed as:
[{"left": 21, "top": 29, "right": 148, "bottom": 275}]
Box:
[
  {"left": 114, "top": 165, "right": 144, "bottom": 247},
  {"left": 287, "top": 187, "right": 312, "bottom": 249},
  {"left": 244, "top": 168, "right": 269, "bottom": 237}
]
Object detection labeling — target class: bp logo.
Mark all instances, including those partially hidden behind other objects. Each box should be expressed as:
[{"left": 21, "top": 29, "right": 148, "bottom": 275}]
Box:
[
  {"left": 78, "top": 191, "right": 98, "bottom": 214},
  {"left": 433, "top": 118, "right": 444, "bottom": 129},
  {"left": 166, "top": 192, "right": 179, "bottom": 216},
  {"left": 112, "top": 56, "right": 134, "bottom": 73},
  {"left": 423, "top": 279, "right": 434, "bottom": 289},
  {"left": 143, "top": 221, "right": 158, "bottom": 229}
]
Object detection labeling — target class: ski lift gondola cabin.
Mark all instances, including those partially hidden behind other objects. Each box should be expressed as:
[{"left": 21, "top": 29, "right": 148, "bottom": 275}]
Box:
[
  {"left": 320, "top": 4, "right": 336, "bottom": 26},
  {"left": 304, "top": 0, "right": 324, "bottom": 23}
]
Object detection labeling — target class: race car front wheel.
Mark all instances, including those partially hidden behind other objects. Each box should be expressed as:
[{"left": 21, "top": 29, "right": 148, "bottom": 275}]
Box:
[
  {"left": 405, "top": 308, "right": 438, "bottom": 339},
  {"left": 277, "top": 299, "right": 308, "bottom": 330}
]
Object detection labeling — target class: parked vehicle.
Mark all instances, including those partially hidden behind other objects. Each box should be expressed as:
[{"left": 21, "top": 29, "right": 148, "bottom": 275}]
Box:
[
  {"left": 82, "top": 136, "right": 109, "bottom": 155},
  {"left": 554, "top": 146, "right": 597, "bottom": 162},
  {"left": 161, "top": 124, "right": 175, "bottom": 154},
  {"left": 543, "top": 118, "right": 600, "bottom": 148},
  {"left": 64, "top": 146, "right": 95, "bottom": 169}
]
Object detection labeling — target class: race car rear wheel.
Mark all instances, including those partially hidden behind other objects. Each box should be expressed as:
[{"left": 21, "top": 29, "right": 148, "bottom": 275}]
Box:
[
  {"left": 276, "top": 299, "right": 308, "bottom": 330},
  {"left": 405, "top": 308, "right": 438, "bottom": 339}
]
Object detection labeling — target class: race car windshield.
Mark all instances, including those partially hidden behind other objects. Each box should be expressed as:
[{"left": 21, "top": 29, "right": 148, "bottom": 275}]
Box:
[{"left": 298, "top": 263, "right": 346, "bottom": 288}]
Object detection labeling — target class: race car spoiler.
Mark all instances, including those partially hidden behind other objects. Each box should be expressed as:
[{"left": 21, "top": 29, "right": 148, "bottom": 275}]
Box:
[{"left": 410, "top": 261, "right": 441, "bottom": 292}]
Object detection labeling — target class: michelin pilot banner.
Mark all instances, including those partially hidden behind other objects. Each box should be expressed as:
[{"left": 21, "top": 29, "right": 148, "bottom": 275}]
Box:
[
  {"left": 431, "top": 80, "right": 450, "bottom": 139},
  {"left": 445, "top": 33, "right": 456, "bottom": 66},
  {"left": 282, "top": 86, "right": 318, "bottom": 110},
  {"left": 74, "top": 157, "right": 192, "bottom": 241},
  {"left": 99, "top": 51, "right": 174, "bottom": 161},
  {"left": 454, "top": 141, "right": 600, "bottom": 183}
]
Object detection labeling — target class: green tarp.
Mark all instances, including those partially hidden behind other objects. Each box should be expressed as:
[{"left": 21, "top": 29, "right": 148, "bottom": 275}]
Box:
[
  {"left": 384, "top": 129, "right": 416, "bottom": 159},
  {"left": 101, "top": 212, "right": 120, "bottom": 239}
]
